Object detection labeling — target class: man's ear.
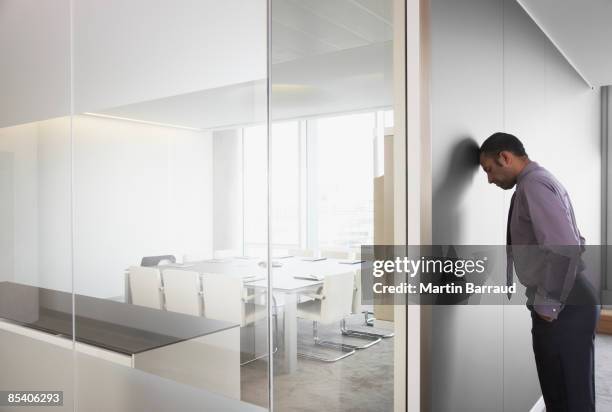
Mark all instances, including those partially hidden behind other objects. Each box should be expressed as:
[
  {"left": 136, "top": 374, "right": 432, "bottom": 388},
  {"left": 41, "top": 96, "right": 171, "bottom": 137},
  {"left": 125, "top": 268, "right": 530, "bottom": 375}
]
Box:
[{"left": 498, "top": 151, "right": 513, "bottom": 166}]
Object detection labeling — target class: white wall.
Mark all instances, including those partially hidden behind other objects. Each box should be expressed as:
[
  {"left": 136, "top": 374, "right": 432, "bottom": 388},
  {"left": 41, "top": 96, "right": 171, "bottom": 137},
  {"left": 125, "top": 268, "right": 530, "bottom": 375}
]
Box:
[
  {"left": 0, "top": 116, "right": 215, "bottom": 297},
  {"left": 429, "top": 0, "right": 601, "bottom": 410},
  {"left": 69, "top": 116, "right": 213, "bottom": 298},
  {"left": 212, "top": 129, "right": 244, "bottom": 255},
  {"left": 37, "top": 118, "right": 72, "bottom": 292},
  {"left": 0, "top": 152, "right": 14, "bottom": 283},
  {"left": 0, "top": 123, "right": 40, "bottom": 285},
  {"left": 0, "top": 115, "right": 216, "bottom": 300},
  {"left": 0, "top": 120, "right": 73, "bottom": 290}
]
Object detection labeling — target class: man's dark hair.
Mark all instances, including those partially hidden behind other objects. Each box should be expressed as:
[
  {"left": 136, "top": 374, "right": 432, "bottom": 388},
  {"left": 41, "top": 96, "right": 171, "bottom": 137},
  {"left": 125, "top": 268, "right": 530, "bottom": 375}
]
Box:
[{"left": 479, "top": 132, "right": 528, "bottom": 158}]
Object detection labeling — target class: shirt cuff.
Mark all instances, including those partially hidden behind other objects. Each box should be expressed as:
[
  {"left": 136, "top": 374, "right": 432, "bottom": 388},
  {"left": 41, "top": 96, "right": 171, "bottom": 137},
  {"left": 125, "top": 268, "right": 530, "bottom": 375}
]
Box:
[{"left": 533, "top": 294, "right": 562, "bottom": 320}]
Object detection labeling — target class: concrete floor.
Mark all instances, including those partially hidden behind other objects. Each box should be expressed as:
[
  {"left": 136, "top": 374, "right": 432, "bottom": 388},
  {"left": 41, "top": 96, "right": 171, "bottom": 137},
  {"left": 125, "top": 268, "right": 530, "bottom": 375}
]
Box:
[
  {"left": 237, "top": 322, "right": 612, "bottom": 412},
  {"left": 240, "top": 315, "right": 395, "bottom": 412}
]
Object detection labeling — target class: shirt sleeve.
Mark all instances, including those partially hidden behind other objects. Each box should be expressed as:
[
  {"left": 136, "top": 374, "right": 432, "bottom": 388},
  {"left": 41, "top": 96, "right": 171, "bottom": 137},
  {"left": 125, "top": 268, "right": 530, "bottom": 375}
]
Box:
[{"left": 521, "top": 179, "right": 581, "bottom": 320}]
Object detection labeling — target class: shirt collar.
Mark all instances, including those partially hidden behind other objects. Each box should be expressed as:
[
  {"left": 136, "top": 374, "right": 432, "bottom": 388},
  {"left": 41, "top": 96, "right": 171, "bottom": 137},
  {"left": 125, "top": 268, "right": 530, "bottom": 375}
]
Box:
[{"left": 516, "top": 161, "right": 538, "bottom": 185}]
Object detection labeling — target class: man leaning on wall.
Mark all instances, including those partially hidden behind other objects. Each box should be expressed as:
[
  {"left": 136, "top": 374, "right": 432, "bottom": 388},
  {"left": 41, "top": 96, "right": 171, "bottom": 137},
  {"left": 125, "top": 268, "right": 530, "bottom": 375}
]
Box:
[{"left": 479, "top": 132, "right": 601, "bottom": 412}]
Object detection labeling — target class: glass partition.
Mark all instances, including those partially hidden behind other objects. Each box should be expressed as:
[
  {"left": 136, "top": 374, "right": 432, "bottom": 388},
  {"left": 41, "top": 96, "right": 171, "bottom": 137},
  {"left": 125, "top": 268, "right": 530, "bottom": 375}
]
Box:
[
  {"left": 0, "top": 0, "right": 74, "bottom": 409},
  {"left": 1, "top": 0, "right": 271, "bottom": 411},
  {"left": 71, "top": 1, "right": 270, "bottom": 410},
  {"left": 0, "top": 1, "right": 403, "bottom": 410},
  {"left": 269, "top": 0, "right": 396, "bottom": 410}
]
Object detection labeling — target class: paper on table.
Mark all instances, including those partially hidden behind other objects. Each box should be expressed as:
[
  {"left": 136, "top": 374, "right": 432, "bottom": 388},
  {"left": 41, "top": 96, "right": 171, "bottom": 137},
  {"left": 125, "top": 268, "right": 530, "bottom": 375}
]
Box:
[
  {"left": 338, "top": 259, "right": 365, "bottom": 265},
  {"left": 273, "top": 255, "right": 294, "bottom": 259},
  {"left": 293, "top": 274, "right": 324, "bottom": 281},
  {"left": 243, "top": 277, "right": 266, "bottom": 283}
]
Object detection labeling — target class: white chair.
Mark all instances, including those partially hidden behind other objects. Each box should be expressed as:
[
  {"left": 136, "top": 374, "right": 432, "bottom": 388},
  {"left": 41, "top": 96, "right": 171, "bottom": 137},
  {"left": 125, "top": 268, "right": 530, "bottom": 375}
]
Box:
[
  {"left": 296, "top": 271, "right": 358, "bottom": 362},
  {"left": 299, "top": 268, "right": 382, "bottom": 350},
  {"left": 162, "top": 270, "right": 203, "bottom": 316},
  {"left": 201, "top": 273, "right": 262, "bottom": 326},
  {"left": 341, "top": 269, "right": 393, "bottom": 340},
  {"left": 347, "top": 247, "right": 383, "bottom": 329},
  {"left": 128, "top": 266, "right": 164, "bottom": 310},
  {"left": 141, "top": 255, "right": 176, "bottom": 267},
  {"left": 201, "top": 273, "right": 278, "bottom": 365}
]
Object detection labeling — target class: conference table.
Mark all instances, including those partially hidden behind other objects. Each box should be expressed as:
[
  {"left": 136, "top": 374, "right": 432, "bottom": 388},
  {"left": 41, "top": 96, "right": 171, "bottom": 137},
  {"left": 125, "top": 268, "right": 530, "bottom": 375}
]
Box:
[{"left": 127, "top": 256, "right": 363, "bottom": 374}]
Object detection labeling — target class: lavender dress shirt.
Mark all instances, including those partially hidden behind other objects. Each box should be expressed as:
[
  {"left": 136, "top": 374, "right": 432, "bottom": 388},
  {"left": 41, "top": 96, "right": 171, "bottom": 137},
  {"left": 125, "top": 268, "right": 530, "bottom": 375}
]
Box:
[{"left": 508, "top": 161, "right": 585, "bottom": 320}]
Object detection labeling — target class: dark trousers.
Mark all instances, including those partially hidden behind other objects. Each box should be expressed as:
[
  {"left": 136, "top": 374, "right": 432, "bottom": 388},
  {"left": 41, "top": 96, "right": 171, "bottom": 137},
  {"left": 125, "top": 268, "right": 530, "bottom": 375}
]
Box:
[{"left": 530, "top": 304, "right": 600, "bottom": 412}]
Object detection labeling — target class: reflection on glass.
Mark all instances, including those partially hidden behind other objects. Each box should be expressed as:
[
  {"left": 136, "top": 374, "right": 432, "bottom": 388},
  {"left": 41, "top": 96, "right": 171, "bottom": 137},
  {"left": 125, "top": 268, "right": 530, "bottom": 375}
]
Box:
[
  {"left": 0, "top": 116, "right": 74, "bottom": 409},
  {"left": 0, "top": 0, "right": 74, "bottom": 397},
  {"left": 270, "top": 0, "right": 395, "bottom": 410},
  {"left": 1, "top": 1, "right": 272, "bottom": 410},
  {"left": 1, "top": 0, "right": 398, "bottom": 409},
  {"left": 71, "top": 0, "right": 269, "bottom": 410}
]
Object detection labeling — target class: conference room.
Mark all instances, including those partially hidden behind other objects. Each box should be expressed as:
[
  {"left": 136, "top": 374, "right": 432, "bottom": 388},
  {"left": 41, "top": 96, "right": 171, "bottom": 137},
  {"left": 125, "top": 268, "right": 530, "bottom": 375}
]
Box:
[
  {"left": 9, "top": 1, "right": 612, "bottom": 411},
  {"left": 0, "top": 1, "right": 400, "bottom": 410}
]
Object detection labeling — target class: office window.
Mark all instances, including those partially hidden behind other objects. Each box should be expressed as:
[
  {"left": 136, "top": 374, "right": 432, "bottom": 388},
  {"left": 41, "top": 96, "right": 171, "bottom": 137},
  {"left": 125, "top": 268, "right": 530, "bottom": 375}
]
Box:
[
  {"left": 310, "top": 112, "right": 376, "bottom": 249},
  {"left": 243, "top": 111, "right": 386, "bottom": 252}
]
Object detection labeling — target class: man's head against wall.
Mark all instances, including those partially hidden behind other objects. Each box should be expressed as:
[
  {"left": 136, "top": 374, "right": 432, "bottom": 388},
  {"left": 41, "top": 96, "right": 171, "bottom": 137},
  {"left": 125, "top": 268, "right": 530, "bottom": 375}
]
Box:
[{"left": 479, "top": 132, "right": 530, "bottom": 190}]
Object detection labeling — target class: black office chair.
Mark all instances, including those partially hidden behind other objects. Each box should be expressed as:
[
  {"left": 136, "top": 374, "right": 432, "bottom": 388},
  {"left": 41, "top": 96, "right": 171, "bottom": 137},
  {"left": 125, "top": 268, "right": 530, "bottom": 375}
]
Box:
[{"left": 141, "top": 255, "right": 176, "bottom": 267}]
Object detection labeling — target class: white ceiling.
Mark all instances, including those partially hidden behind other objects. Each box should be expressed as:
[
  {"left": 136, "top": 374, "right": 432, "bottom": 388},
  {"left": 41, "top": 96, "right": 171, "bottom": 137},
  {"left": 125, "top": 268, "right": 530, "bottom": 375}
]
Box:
[
  {"left": 271, "top": 0, "right": 392, "bottom": 63},
  {"left": 99, "top": 42, "right": 392, "bottom": 130},
  {"left": 518, "top": 0, "right": 612, "bottom": 87},
  {"left": 0, "top": 0, "right": 392, "bottom": 130},
  {"left": 95, "top": 0, "right": 394, "bottom": 130}
]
